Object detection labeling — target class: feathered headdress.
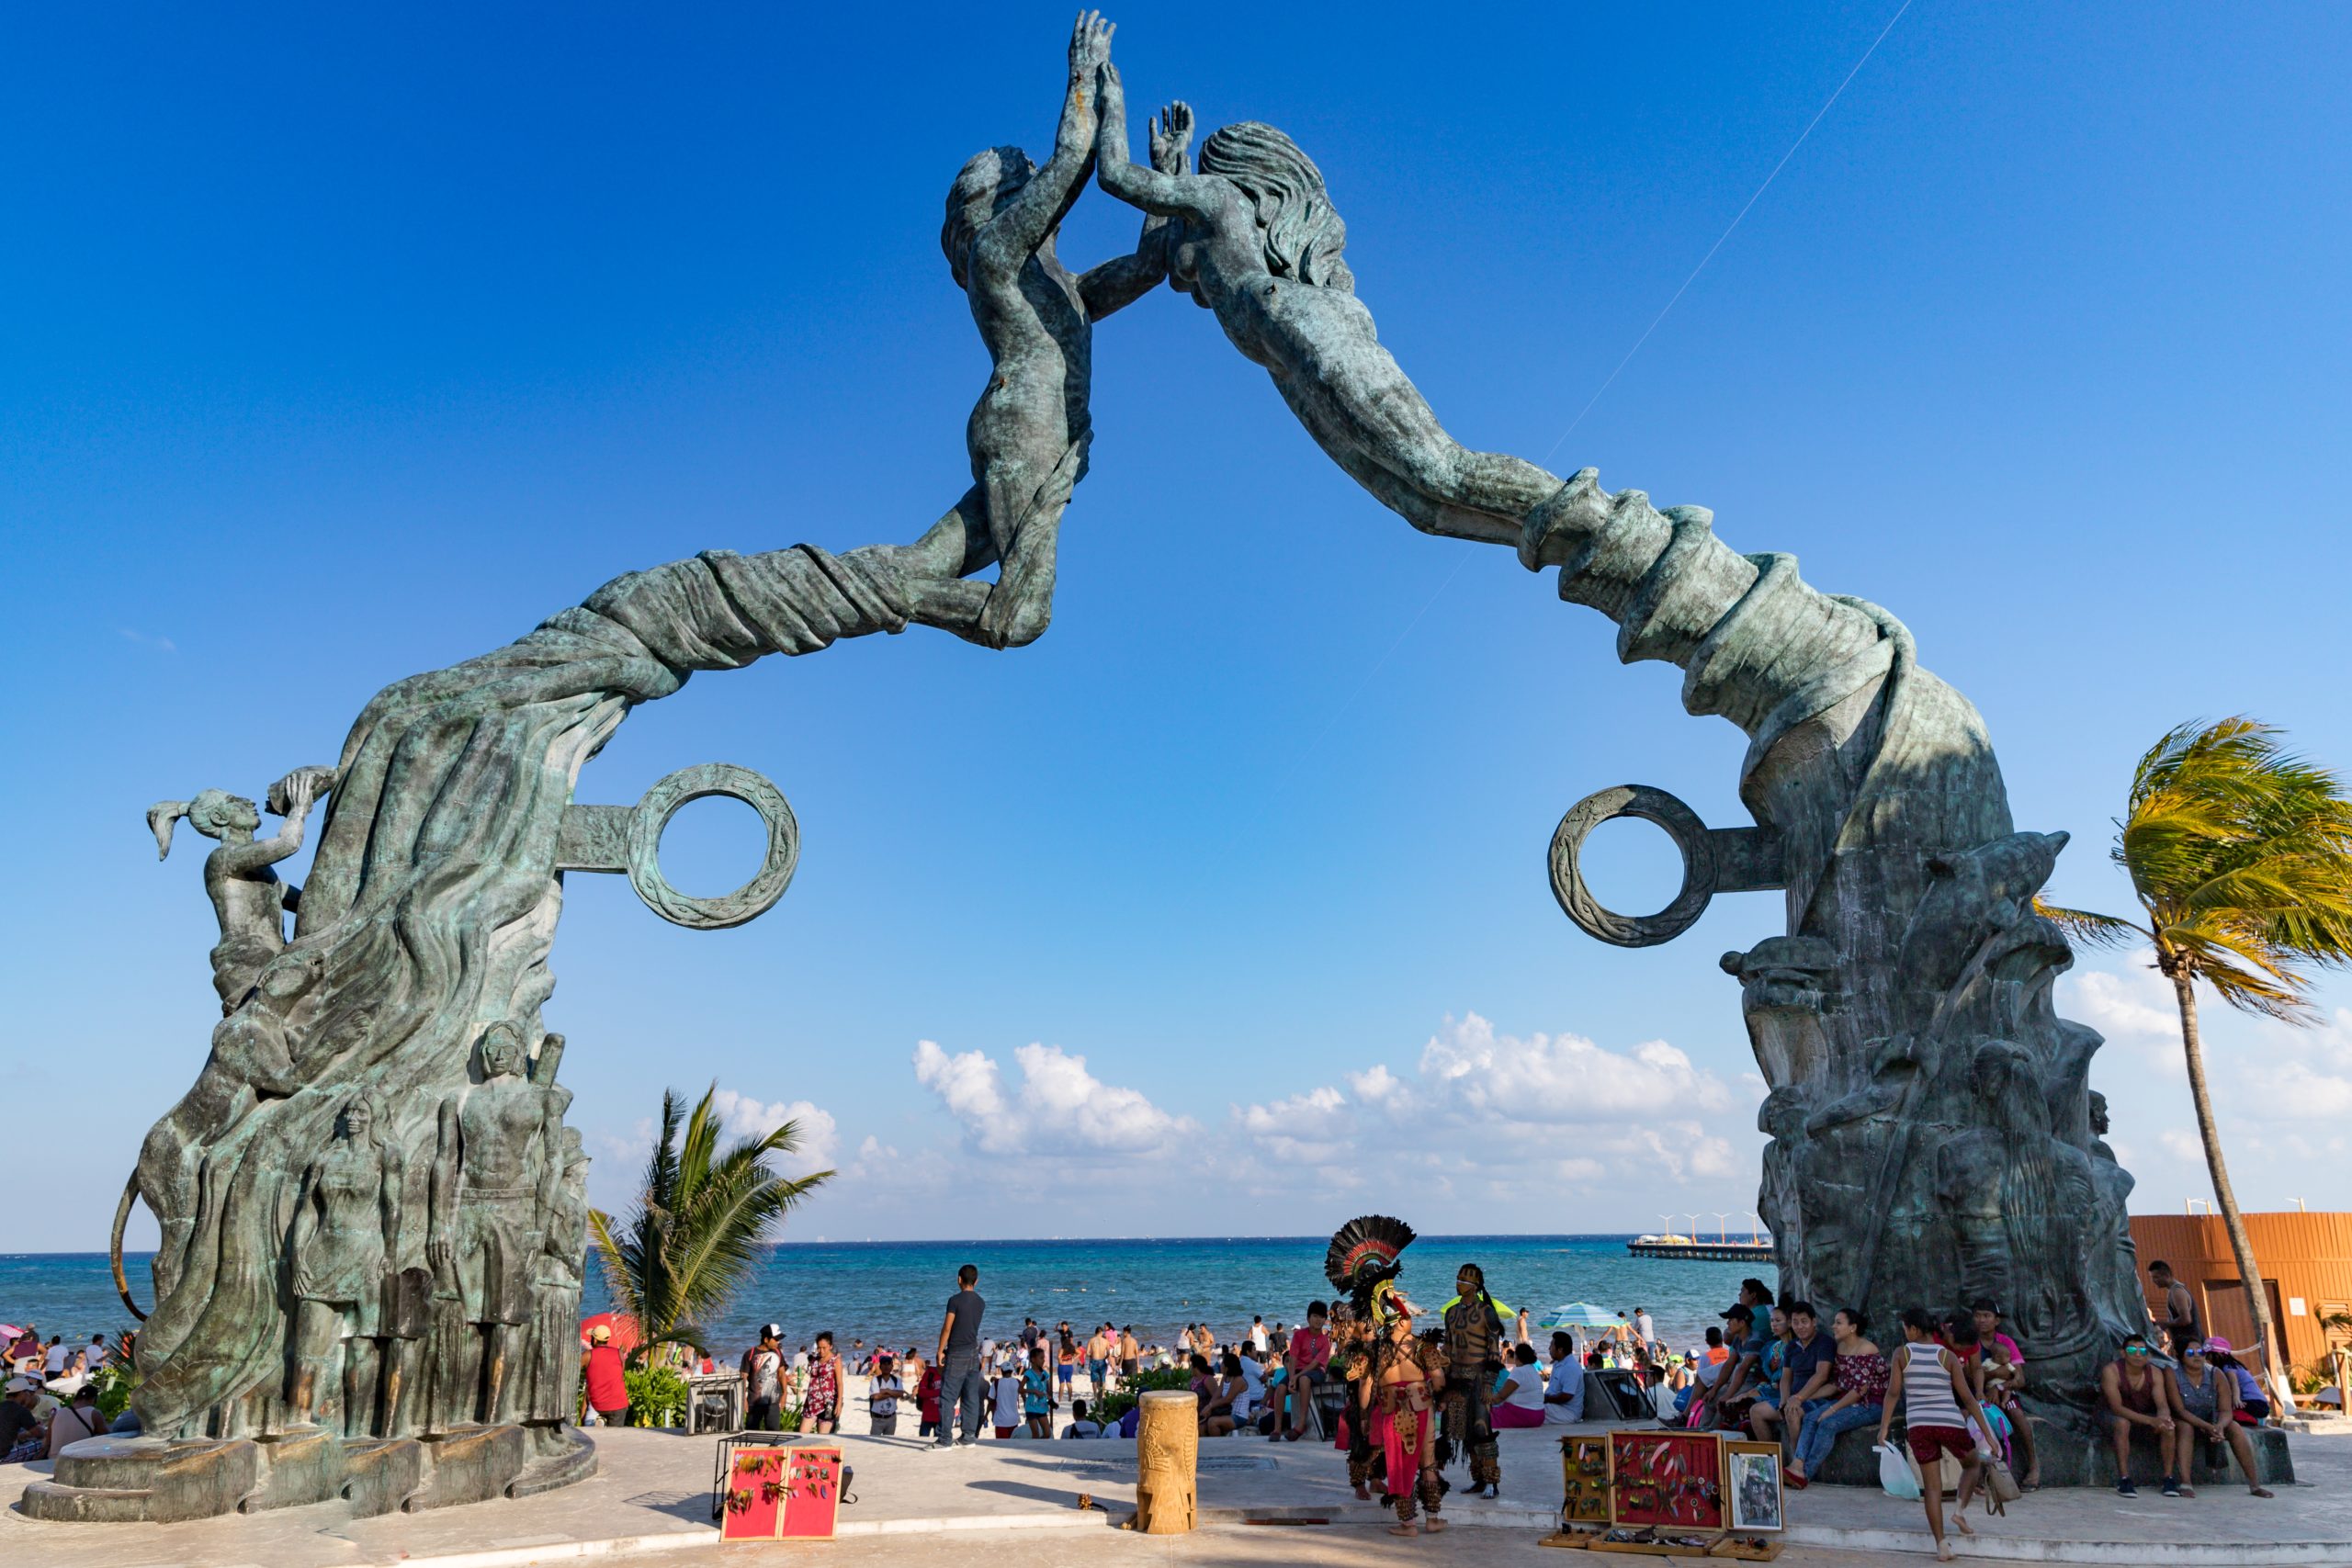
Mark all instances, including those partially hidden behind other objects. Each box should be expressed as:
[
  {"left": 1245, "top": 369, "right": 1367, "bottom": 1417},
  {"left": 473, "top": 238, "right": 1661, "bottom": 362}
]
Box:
[{"left": 1325, "top": 1214, "right": 1416, "bottom": 1310}]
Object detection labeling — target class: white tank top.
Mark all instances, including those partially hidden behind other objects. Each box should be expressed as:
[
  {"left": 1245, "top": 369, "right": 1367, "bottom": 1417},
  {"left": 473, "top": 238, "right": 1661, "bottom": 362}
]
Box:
[{"left": 1902, "top": 1341, "right": 1965, "bottom": 1430}]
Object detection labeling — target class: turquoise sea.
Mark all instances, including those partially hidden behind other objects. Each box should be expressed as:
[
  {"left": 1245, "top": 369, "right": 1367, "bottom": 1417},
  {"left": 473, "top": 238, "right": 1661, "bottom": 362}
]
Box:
[{"left": 10, "top": 1235, "right": 1760, "bottom": 1362}]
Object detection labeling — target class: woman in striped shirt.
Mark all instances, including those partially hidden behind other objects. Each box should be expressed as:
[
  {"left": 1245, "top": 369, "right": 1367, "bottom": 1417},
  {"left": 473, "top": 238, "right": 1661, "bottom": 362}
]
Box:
[{"left": 1877, "top": 1307, "right": 1999, "bottom": 1562}]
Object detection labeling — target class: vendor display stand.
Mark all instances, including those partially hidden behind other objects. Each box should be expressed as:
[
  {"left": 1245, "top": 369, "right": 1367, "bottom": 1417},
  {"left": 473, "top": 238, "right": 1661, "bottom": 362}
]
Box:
[
  {"left": 1544, "top": 1429, "right": 1780, "bottom": 1559},
  {"left": 714, "top": 1440, "right": 846, "bottom": 1541}
]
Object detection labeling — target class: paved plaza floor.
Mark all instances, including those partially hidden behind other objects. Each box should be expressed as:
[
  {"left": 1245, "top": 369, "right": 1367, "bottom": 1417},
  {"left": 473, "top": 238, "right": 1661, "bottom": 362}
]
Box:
[{"left": 6, "top": 1420, "right": 2348, "bottom": 1566}]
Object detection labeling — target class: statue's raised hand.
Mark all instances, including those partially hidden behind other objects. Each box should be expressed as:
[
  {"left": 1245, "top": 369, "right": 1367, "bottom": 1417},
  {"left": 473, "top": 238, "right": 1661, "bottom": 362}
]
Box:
[
  {"left": 1148, "top": 100, "right": 1193, "bottom": 174},
  {"left": 1069, "top": 10, "right": 1114, "bottom": 78}
]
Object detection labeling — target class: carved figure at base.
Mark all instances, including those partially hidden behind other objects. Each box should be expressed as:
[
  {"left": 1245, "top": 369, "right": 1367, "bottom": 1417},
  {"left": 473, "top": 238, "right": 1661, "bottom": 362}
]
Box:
[
  {"left": 426, "top": 1022, "right": 560, "bottom": 1430},
  {"left": 148, "top": 769, "right": 330, "bottom": 1012},
  {"left": 522, "top": 1126, "right": 591, "bottom": 1429},
  {"left": 1935, "top": 1041, "right": 2101, "bottom": 1361},
  {"left": 286, "top": 1097, "right": 404, "bottom": 1434},
  {"left": 927, "top": 11, "right": 1186, "bottom": 649}
]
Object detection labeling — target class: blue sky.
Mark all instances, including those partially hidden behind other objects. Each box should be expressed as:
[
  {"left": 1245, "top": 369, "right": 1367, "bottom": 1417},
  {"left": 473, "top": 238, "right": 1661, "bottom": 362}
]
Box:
[{"left": 6, "top": 3, "right": 2349, "bottom": 1249}]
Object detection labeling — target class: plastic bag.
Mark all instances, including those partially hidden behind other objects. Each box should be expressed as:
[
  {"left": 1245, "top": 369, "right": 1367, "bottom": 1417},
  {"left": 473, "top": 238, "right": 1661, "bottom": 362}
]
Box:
[{"left": 1876, "top": 1440, "right": 1923, "bottom": 1500}]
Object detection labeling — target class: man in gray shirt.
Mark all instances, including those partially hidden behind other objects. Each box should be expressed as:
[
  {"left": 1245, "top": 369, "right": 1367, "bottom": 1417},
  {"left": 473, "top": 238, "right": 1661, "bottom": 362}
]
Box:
[{"left": 933, "top": 1264, "right": 987, "bottom": 1449}]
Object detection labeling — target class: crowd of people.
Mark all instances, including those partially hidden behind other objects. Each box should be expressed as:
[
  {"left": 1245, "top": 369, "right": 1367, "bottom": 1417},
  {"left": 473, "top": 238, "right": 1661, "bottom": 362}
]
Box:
[{"left": 1, "top": 1324, "right": 126, "bottom": 1462}]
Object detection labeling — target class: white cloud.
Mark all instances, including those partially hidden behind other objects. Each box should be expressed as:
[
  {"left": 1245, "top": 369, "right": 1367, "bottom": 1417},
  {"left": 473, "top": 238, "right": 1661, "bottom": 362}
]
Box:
[
  {"left": 913, "top": 1038, "right": 1193, "bottom": 1156},
  {"left": 1227, "top": 1012, "right": 1748, "bottom": 1206},
  {"left": 2158, "top": 1128, "right": 2203, "bottom": 1163},
  {"left": 1415, "top": 1013, "right": 1733, "bottom": 1122},
  {"left": 707, "top": 1089, "right": 840, "bottom": 1177}
]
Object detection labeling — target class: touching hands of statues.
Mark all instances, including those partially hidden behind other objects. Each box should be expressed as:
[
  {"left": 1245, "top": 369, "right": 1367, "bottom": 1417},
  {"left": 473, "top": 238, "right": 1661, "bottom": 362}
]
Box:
[
  {"left": 1148, "top": 100, "right": 1193, "bottom": 174},
  {"left": 283, "top": 770, "right": 319, "bottom": 819},
  {"left": 1069, "top": 10, "right": 1114, "bottom": 80},
  {"left": 293, "top": 1265, "right": 317, "bottom": 1298}
]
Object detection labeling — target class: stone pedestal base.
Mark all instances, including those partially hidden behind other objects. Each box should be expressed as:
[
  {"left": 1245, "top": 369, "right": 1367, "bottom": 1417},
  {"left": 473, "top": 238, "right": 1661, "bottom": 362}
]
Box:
[
  {"left": 246, "top": 1427, "right": 348, "bottom": 1512},
  {"left": 19, "top": 1426, "right": 594, "bottom": 1523},
  {"left": 22, "top": 1437, "right": 260, "bottom": 1522},
  {"left": 413, "top": 1424, "right": 526, "bottom": 1511},
  {"left": 345, "top": 1438, "right": 426, "bottom": 1517},
  {"left": 1807, "top": 1418, "right": 2295, "bottom": 1490}
]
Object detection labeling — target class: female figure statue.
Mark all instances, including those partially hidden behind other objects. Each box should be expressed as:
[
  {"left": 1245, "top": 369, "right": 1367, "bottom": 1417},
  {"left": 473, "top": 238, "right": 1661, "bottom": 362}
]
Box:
[
  {"left": 932, "top": 10, "right": 1188, "bottom": 649},
  {"left": 147, "top": 769, "right": 325, "bottom": 1011},
  {"left": 286, "top": 1097, "right": 402, "bottom": 1434},
  {"left": 1091, "top": 51, "right": 1561, "bottom": 547}
]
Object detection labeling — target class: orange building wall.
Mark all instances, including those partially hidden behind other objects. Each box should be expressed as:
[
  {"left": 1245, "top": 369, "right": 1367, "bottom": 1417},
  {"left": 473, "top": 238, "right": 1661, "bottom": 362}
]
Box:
[{"left": 2129, "top": 1211, "right": 2352, "bottom": 1370}]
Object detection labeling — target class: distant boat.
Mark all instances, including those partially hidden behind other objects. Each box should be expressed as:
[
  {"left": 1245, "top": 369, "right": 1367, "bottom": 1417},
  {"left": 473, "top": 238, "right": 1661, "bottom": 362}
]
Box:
[{"left": 1628, "top": 1233, "right": 1776, "bottom": 1263}]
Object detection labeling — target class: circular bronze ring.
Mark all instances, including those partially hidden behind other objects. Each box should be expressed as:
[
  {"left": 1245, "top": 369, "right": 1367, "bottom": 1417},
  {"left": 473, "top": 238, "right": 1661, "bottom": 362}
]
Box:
[
  {"left": 1548, "top": 784, "right": 1716, "bottom": 948},
  {"left": 627, "top": 763, "right": 800, "bottom": 930}
]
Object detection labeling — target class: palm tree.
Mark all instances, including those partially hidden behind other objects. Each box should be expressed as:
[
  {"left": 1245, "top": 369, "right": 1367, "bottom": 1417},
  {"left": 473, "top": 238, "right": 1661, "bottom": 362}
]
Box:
[
  {"left": 2041, "top": 717, "right": 2352, "bottom": 1380},
  {"left": 589, "top": 1084, "right": 834, "bottom": 1368}
]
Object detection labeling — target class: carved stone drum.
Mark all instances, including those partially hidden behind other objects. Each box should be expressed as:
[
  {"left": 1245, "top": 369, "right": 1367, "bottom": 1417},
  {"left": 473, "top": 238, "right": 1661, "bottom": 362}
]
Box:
[{"left": 1132, "top": 1390, "right": 1197, "bottom": 1534}]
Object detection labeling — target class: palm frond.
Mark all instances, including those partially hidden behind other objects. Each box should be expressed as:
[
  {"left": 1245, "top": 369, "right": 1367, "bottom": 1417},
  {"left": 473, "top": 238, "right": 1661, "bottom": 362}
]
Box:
[
  {"left": 599, "top": 1083, "right": 834, "bottom": 1363},
  {"left": 2031, "top": 899, "right": 2144, "bottom": 950}
]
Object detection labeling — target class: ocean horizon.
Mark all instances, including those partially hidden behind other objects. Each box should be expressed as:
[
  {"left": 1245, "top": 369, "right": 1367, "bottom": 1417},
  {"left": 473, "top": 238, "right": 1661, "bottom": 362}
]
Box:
[{"left": 5, "top": 1233, "right": 1763, "bottom": 1362}]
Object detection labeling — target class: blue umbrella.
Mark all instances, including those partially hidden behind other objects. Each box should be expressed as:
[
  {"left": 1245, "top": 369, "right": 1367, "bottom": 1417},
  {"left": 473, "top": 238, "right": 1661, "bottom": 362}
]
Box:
[{"left": 1540, "top": 1302, "right": 1623, "bottom": 1331}]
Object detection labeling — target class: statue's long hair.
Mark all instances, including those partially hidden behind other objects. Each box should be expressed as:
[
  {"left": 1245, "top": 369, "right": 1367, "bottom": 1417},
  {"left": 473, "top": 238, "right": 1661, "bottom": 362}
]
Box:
[
  {"left": 941, "top": 146, "right": 1035, "bottom": 289},
  {"left": 1198, "top": 122, "right": 1352, "bottom": 292}
]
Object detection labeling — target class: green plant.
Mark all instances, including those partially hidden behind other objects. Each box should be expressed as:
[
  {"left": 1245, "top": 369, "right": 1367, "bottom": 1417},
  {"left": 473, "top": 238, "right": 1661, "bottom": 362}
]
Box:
[
  {"left": 86, "top": 1361, "right": 135, "bottom": 1425},
  {"left": 624, "top": 1364, "right": 691, "bottom": 1427},
  {"left": 589, "top": 1083, "right": 833, "bottom": 1370},
  {"left": 1092, "top": 1364, "right": 1194, "bottom": 1426},
  {"left": 2041, "top": 717, "right": 2352, "bottom": 1380}
]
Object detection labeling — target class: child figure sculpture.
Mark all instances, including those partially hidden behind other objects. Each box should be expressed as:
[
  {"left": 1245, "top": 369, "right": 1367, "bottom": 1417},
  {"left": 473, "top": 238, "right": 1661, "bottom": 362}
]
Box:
[{"left": 932, "top": 10, "right": 1189, "bottom": 649}]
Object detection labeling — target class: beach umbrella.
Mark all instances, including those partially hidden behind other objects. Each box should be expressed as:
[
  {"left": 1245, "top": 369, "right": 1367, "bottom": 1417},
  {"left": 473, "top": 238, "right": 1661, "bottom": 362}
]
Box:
[
  {"left": 579, "top": 1311, "right": 641, "bottom": 1352},
  {"left": 1540, "top": 1302, "right": 1621, "bottom": 1330}
]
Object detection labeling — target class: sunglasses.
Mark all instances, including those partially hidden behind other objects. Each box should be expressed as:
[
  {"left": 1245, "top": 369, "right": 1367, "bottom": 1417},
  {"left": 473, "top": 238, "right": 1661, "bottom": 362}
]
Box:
[{"left": 2123, "top": 1346, "right": 2151, "bottom": 1357}]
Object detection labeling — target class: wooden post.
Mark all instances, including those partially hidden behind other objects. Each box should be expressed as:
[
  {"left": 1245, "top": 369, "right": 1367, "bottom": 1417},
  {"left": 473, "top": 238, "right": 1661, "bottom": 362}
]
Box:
[{"left": 1133, "top": 1390, "right": 1197, "bottom": 1534}]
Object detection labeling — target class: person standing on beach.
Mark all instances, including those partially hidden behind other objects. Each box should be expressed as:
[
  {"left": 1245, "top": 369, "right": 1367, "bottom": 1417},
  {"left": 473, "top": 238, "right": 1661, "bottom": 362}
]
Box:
[
  {"left": 1442, "top": 1263, "right": 1510, "bottom": 1500},
  {"left": 804, "top": 1332, "right": 842, "bottom": 1434},
  {"left": 1119, "top": 1325, "right": 1140, "bottom": 1385},
  {"left": 1085, "top": 1324, "right": 1110, "bottom": 1395},
  {"left": 582, "top": 1324, "right": 628, "bottom": 1428},
  {"left": 933, "top": 1263, "right": 987, "bottom": 1450},
  {"left": 742, "top": 1324, "right": 785, "bottom": 1432},
  {"left": 868, "top": 1354, "right": 903, "bottom": 1436}
]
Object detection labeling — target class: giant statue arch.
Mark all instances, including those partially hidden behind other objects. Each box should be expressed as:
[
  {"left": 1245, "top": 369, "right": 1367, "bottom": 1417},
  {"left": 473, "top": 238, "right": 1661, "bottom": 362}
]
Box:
[{"left": 50, "top": 15, "right": 2151, "bottom": 1521}]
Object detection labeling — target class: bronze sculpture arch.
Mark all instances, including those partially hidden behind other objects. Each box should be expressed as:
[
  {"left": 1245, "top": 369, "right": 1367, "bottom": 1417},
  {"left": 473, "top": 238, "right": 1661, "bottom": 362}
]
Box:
[{"left": 54, "top": 17, "right": 2201, "bottom": 1525}]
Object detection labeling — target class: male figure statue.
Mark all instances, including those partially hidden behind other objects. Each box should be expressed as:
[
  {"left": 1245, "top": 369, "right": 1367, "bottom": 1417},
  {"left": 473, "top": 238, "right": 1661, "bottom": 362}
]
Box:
[{"left": 427, "top": 1021, "right": 560, "bottom": 1427}]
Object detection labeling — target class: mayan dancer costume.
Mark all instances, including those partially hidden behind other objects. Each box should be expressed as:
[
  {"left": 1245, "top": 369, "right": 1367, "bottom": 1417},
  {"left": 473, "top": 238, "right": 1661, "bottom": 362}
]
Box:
[
  {"left": 1366, "top": 1285, "right": 1448, "bottom": 1531},
  {"left": 1324, "top": 1215, "right": 1415, "bottom": 1505},
  {"left": 1442, "top": 1262, "right": 1510, "bottom": 1498}
]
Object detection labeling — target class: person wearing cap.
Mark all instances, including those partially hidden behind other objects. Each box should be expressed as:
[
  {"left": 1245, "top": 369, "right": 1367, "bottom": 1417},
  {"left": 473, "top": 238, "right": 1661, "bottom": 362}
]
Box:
[
  {"left": 1699, "top": 1303, "right": 1760, "bottom": 1427},
  {"left": 1, "top": 1376, "right": 44, "bottom": 1462},
  {"left": 868, "top": 1354, "right": 903, "bottom": 1436},
  {"left": 742, "top": 1325, "right": 785, "bottom": 1432},
  {"left": 582, "top": 1324, "right": 628, "bottom": 1428}
]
